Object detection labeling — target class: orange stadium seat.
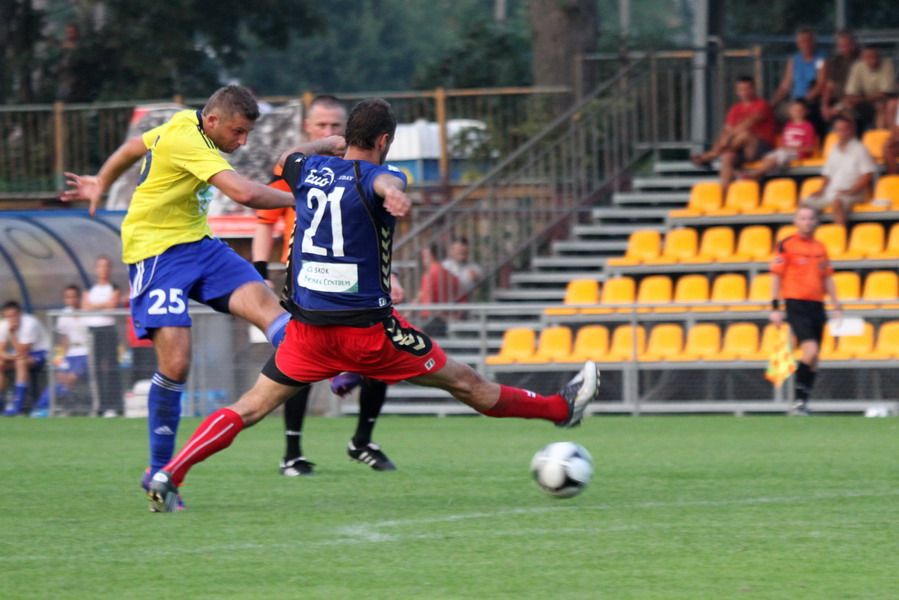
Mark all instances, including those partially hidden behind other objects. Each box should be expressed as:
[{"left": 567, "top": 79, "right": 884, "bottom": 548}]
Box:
[
  {"left": 485, "top": 328, "right": 535, "bottom": 364},
  {"left": 815, "top": 324, "right": 837, "bottom": 360},
  {"left": 775, "top": 224, "right": 798, "bottom": 242},
  {"left": 566, "top": 325, "right": 610, "bottom": 362},
  {"left": 670, "top": 182, "right": 723, "bottom": 218},
  {"left": 665, "top": 274, "right": 709, "bottom": 312},
  {"left": 872, "top": 175, "right": 899, "bottom": 209},
  {"left": 643, "top": 228, "right": 698, "bottom": 264},
  {"left": 545, "top": 279, "right": 600, "bottom": 316},
  {"left": 862, "top": 129, "right": 891, "bottom": 162},
  {"left": 798, "top": 177, "right": 824, "bottom": 200},
  {"left": 870, "top": 321, "right": 899, "bottom": 359},
  {"left": 721, "top": 225, "right": 773, "bottom": 263},
  {"left": 860, "top": 270, "right": 899, "bottom": 309},
  {"left": 745, "top": 178, "right": 798, "bottom": 215},
  {"left": 814, "top": 224, "right": 847, "bottom": 258},
  {"left": 605, "top": 324, "right": 646, "bottom": 362},
  {"left": 868, "top": 223, "right": 899, "bottom": 260},
  {"left": 588, "top": 276, "right": 635, "bottom": 314},
  {"left": 711, "top": 273, "right": 748, "bottom": 311},
  {"left": 799, "top": 133, "right": 837, "bottom": 168},
  {"left": 639, "top": 324, "right": 684, "bottom": 362},
  {"left": 839, "top": 222, "right": 884, "bottom": 260},
  {"left": 670, "top": 323, "right": 721, "bottom": 361},
  {"left": 635, "top": 275, "right": 673, "bottom": 313},
  {"left": 709, "top": 180, "right": 760, "bottom": 215},
  {"left": 682, "top": 226, "right": 735, "bottom": 263},
  {"left": 713, "top": 323, "right": 760, "bottom": 361},
  {"left": 828, "top": 321, "right": 875, "bottom": 360},
  {"left": 830, "top": 272, "right": 861, "bottom": 310},
  {"left": 606, "top": 230, "right": 662, "bottom": 266},
  {"left": 744, "top": 323, "right": 785, "bottom": 361},
  {"left": 520, "top": 326, "right": 573, "bottom": 363},
  {"left": 732, "top": 273, "right": 772, "bottom": 312}
]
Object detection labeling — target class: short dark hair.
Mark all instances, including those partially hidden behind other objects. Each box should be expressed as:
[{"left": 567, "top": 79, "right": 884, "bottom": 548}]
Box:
[
  {"left": 835, "top": 28, "right": 855, "bottom": 40},
  {"left": 308, "top": 94, "right": 345, "bottom": 112},
  {"left": 2, "top": 300, "right": 22, "bottom": 312},
  {"left": 796, "top": 27, "right": 815, "bottom": 37},
  {"left": 64, "top": 284, "right": 81, "bottom": 294},
  {"left": 203, "top": 85, "right": 260, "bottom": 121},
  {"left": 345, "top": 99, "right": 397, "bottom": 150},
  {"left": 736, "top": 76, "right": 755, "bottom": 86},
  {"left": 833, "top": 115, "right": 854, "bottom": 128}
]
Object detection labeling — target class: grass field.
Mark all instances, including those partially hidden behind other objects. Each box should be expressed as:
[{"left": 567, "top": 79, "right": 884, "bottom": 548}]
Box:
[{"left": 2, "top": 414, "right": 898, "bottom": 599}]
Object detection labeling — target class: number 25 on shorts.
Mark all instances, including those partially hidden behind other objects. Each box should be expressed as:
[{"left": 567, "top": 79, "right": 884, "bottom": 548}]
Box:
[{"left": 147, "top": 288, "right": 186, "bottom": 314}]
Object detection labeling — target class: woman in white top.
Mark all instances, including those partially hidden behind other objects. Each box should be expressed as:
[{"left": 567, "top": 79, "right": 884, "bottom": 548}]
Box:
[{"left": 83, "top": 256, "right": 123, "bottom": 417}]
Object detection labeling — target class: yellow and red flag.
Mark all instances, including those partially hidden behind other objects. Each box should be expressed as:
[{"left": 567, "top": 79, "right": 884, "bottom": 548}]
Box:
[{"left": 765, "top": 325, "right": 796, "bottom": 387}]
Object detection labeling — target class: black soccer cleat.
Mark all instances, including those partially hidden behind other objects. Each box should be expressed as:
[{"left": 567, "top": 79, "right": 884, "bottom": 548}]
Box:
[
  {"left": 147, "top": 470, "right": 181, "bottom": 513},
  {"left": 279, "top": 457, "right": 316, "bottom": 476},
  {"left": 556, "top": 361, "right": 600, "bottom": 428},
  {"left": 347, "top": 441, "right": 397, "bottom": 471}
]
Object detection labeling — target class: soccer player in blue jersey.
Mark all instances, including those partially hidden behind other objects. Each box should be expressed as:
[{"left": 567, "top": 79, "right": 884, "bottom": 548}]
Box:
[
  {"left": 61, "top": 85, "right": 343, "bottom": 508},
  {"left": 147, "top": 98, "right": 599, "bottom": 512}
]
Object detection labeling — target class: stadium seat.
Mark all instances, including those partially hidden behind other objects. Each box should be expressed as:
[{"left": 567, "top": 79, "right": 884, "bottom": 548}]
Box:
[
  {"left": 830, "top": 272, "right": 861, "bottom": 310},
  {"left": 682, "top": 226, "right": 735, "bottom": 263},
  {"left": 870, "top": 321, "right": 899, "bottom": 359},
  {"left": 799, "top": 133, "right": 837, "bottom": 168},
  {"left": 868, "top": 223, "right": 899, "bottom": 260},
  {"left": 721, "top": 225, "right": 773, "bottom": 263},
  {"left": 664, "top": 274, "right": 709, "bottom": 313},
  {"left": 775, "top": 224, "right": 798, "bottom": 242},
  {"left": 545, "top": 279, "right": 600, "bottom": 316},
  {"left": 827, "top": 321, "right": 875, "bottom": 360},
  {"left": 713, "top": 322, "right": 760, "bottom": 361},
  {"left": 604, "top": 324, "right": 646, "bottom": 362},
  {"left": 862, "top": 129, "right": 891, "bottom": 162},
  {"left": 669, "top": 323, "right": 721, "bottom": 361},
  {"left": 639, "top": 323, "right": 684, "bottom": 362},
  {"left": 732, "top": 273, "right": 772, "bottom": 312},
  {"left": 745, "top": 178, "right": 798, "bottom": 215},
  {"left": 860, "top": 270, "right": 899, "bottom": 309},
  {"left": 839, "top": 222, "right": 884, "bottom": 260},
  {"left": 485, "top": 328, "right": 535, "bottom": 364},
  {"left": 798, "top": 176, "right": 823, "bottom": 200},
  {"left": 519, "top": 326, "right": 573, "bottom": 363},
  {"left": 814, "top": 224, "right": 847, "bottom": 258},
  {"left": 816, "top": 324, "right": 837, "bottom": 360},
  {"left": 643, "top": 228, "right": 698, "bottom": 264},
  {"left": 872, "top": 175, "right": 899, "bottom": 209},
  {"left": 709, "top": 273, "right": 748, "bottom": 312},
  {"left": 566, "top": 325, "right": 610, "bottom": 362},
  {"left": 606, "top": 230, "right": 662, "bottom": 266},
  {"left": 588, "top": 276, "right": 636, "bottom": 314},
  {"left": 670, "top": 182, "right": 723, "bottom": 218},
  {"left": 744, "top": 323, "right": 785, "bottom": 361},
  {"left": 635, "top": 275, "right": 673, "bottom": 313},
  {"left": 709, "top": 180, "right": 760, "bottom": 215}
]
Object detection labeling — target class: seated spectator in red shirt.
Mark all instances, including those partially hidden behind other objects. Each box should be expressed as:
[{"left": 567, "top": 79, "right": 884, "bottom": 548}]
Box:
[
  {"left": 743, "top": 99, "right": 818, "bottom": 180},
  {"left": 691, "top": 77, "right": 778, "bottom": 192},
  {"left": 415, "top": 245, "right": 460, "bottom": 337}
]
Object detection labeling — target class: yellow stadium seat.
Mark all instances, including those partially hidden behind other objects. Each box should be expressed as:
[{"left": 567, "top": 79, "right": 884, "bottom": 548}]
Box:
[
  {"left": 639, "top": 324, "right": 684, "bottom": 362},
  {"left": 681, "top": 226, "right": 735, "bottom": 263},
  {"left": 814, "top": 224, "right": 847, "bottom": 258},
  {"left": 545, "top": 279, "right": 600, "bottom": 316},
  {"left": 798, "top": 176, "right": 824, "bottom": 200},
  {"left": 635, "top": 275, "right": 673, "bottom": 313},
  {"left": 670, "top": 323, "right": 721, "bottom": 361},
  {"left": 862, "top": 129, "right": 891, "bottom": 162},
  {"left": 604, "top": 325, "right": 646, "bottom": 362},
  {"left": 816, "top": 324, "right": 837, "bottom": 360},
  {"left": 745, "top": 178, "right": 798, "bottom": 215},
  {"left": 860, "top": 270, "right": 899, "bottom": 309},
  {"left": 732, "top": 273, "right": 772, "bottom": 312},
  {"left": 827, "top": 321, "right": 875, "bottom": 360},
  {"left": 586, "top": 276, "right": 635, "bottom": 314},
  {"left": 670, "top": 182, "right": 723, "bottom": 218},
  {"left": 721, "top": 225, "right": 773, "bottom": 263},
  {"left": 485, "top": 328, "right": 535, "bottom": 364},
  {"left": 709, "top": 273, "right": 748, "bottom": 312},
  {"left": 775, "top": 224, "right": 798, "bottom": 242},
  {"left": 519, "top": 327, "right": 573, "bottom": 363},
  {"left": 643, "top": 228, "right": 698, "bottom": 264},
  {"left": 868, "top": 223, "right": 899, "bottom": 260},
  {"left": 606, "top": 230, "right": 662, "bottom": 266},
  {"left": 829, "top": 272, "right": 861, "bottom": 310},
  {"left": 744, "top": 323, "right": 785, "bottom": 361},
  {"left": 708, "top": 180, "right": 760, "bottom": 215},
  {"left": 566, "top": 325, "right": 610, "bottom": 362},
  {"left": 870, "top": 321, "right": 899, "bottom": 359},
  {"left": 799, "top": 133, "right": 837, "bottom": 168},
  {"left": 839, "top": 222, "right": 884, "bottom": 260},
  {"left": 664, "top": 274, "right": 709, "bottom": 312},
  {"left": 872, "top": 175, "right": 899, "bottom": 209},
  {"left": 712, "top": 322, "right": 760, "bottom": 360}
]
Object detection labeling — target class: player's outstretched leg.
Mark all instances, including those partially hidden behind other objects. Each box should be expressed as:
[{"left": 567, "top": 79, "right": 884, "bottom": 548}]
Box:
[
  {"left": 280, "top": 387, "right": 315, "bottom": 476},
  {"left": 555, "top": 361, "right": 600, "bottom": 428},
  {"left": 347, "top": 378, "right": 396, "bottom": 471}
]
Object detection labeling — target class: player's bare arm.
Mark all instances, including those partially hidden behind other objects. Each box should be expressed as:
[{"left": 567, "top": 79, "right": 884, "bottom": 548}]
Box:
[
  {"left": 374, "top": 174, "right": 411, "bottom": 217},
  {"left": 209, "top": 170, "right": 294, "bottom": 210},
  {"left": 276, "top": 135, "right": 346, "bottom": 168},
  {"left": 60, "top": 136, "right": 147, "bottom": 215}
]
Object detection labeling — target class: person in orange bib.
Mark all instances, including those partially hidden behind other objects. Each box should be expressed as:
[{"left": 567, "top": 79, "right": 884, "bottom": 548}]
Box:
[{"left": 769, "top": 206, "right": 842, "bottom": 414}]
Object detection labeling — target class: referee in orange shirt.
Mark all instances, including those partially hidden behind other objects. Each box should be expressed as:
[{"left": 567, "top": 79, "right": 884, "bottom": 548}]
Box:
[{"left": 770, "top": 206, "right": 842, "bottom": 414}]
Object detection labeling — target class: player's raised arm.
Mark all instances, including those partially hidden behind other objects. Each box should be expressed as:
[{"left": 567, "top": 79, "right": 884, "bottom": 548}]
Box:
[
  {"left": 60, "top": 136, "right": 147, "bottom": 216},
  {"left": 276, "top": 135, "right": 346, "bottom": 168},
  {"left": 209, "top": 170, "right": 295, "bottom": 210},
  {"left": 373, "top": 173, "right": 411, "bottom": 217}
]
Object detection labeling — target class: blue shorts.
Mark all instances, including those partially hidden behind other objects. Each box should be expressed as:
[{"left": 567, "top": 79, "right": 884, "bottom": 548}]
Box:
[
  {"left": 128, "top": 237, "right": 263, "bottom": 339},
  {"left": 30, "top": 350, "right": 47, "bottom": 371},
  {"left": 59, "top": 355, "right": 88, "bottom": 377}
]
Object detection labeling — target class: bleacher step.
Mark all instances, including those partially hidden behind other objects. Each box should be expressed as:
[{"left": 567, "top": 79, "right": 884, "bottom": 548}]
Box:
[
  {"left": 612, "top": 191, "right": 689, "bottom": 206},
  {"left": 552, "top": 239, "right": 628, "bottom": 254},
  {"left": 492, "top": 288, "right": 567, "bottom": 302},
  {"left": 510, "top": 271, "right": 606, "bottom": 286},
  {"left": 532, "top": 256, "right": 605, "bottom": 269},
  {"left": 632, "top": 176, "right": 718, "bottom": 190}
]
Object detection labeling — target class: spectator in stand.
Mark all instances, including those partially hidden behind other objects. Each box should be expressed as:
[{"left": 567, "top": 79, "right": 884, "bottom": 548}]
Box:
[
  {"left": 882, "top": 102, "right": 899, "bottom": 175},
  {"left": 416, "top": 244, "right": 460, "bottom": 337},
  {"left": 843, "top": 46, "right": 897, "bottom": 131},
  {"left": 691, "top": 76, "right": 778, "bottom": 192},
  {"left": 821, "top": 29, "right": 860, "bottom": 124},
  {"left": 82, "top": 256, "right": 123, "bottom": 417},
  {"left": 771, "top": 27, "right": 827, "bottom": 134},
  {"left": 31, "top": 285, "right": 90, "bottom": 417},
  {"left": 0, "top": 301, "right": 51, "bottom": 416},
  {"left": 742, "top": 99, "right": 818, "bottom": 180},
  {"left": 801, "top": 116, "right": 875, "bottom": 227},
  {"left": 441, "top": 237, "right": 482, "bottom": 298}
]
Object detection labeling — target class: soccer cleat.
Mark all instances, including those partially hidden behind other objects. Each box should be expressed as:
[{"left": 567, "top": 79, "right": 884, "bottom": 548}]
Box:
[
  {"left": 347, "top": 441, "right": 397, "bottom": 471},
  {"left": 556, "top": 361, "right": 600, "bottom": 428},
  {"left": 279, "top": 457, "right": 316, "bottom": 476},
  {"left": 793, "top": 401, "right": 811, "bottom": 416},
  {"left": 142, "top": 469, "right": 185, "bottom": 512}
]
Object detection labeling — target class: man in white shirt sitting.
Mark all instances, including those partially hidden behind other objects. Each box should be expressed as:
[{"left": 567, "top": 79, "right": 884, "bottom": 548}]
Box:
[
  {"left": 1, "top": 300, "right": 51, "bottom": 416},
  {"left": 441, "top": 237, "right": 483, "bottom": 299},
  {"left": 801, "top": 116, "right": 875, "bottom": 227}
]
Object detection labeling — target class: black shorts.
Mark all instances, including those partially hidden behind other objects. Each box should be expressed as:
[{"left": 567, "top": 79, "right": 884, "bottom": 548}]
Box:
[{"left": 785, "top": 299, "right": 826, "bottom": 344}]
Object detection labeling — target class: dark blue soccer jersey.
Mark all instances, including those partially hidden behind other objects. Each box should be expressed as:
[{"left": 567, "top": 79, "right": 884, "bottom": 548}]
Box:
[{"left": 280, "top": 153, "right": 407, "bottom": 326}]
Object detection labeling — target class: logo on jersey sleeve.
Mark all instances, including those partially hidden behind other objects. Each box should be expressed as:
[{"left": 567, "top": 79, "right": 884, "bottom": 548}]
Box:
[
  {"left": 196, "top": 185, "right": 214, "bottom": 213},
  {"left": 304, "top": 168, "right": 335, "bottom": 188}
]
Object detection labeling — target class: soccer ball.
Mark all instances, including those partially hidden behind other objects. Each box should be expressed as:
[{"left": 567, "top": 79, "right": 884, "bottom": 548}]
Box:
[{"left": 530, "top": 442, "right": 594, "bottom": 498}]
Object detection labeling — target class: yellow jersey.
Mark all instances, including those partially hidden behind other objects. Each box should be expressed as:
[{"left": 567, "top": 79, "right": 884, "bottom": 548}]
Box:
[{"left": 120, "top": 110, "right": 234, "bottom": 264}]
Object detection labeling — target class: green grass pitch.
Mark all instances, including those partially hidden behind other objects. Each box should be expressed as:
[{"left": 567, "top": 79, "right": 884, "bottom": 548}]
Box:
[{"left": 2, "top": 414, "right": 898, "bottom": 599}]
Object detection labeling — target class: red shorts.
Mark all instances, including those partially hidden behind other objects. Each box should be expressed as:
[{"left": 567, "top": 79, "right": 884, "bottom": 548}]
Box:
[{"left": 273, "top": 310, "right": 447, "bottom": 384}]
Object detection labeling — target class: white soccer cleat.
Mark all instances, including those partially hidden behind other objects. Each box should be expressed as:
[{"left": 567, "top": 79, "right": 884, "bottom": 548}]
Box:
[{"left": 556, "top": 361, "right": 600, "bottom": 428}]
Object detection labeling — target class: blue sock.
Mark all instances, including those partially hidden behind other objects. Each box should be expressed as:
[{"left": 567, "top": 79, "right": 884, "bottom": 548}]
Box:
[
  {"left": 35, "top": 383, "right": 69, "bottom": 409},
  {"left": 11, "top": 384, "right": 27, "bottom": 412},
  {"left": 265, "top": 313, "right": 290, "bottom": 348},
  {"left": 148, "top": 372, "right": 185, "bottom": 475}
]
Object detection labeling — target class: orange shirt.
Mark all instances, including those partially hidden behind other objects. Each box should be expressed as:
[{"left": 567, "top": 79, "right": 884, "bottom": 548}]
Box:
[
  {"left": 770, "top": 234, "right": 833, "bottom": 302},
  {"left": 256, "top": 177, "right": 295, "bottom": 264}
]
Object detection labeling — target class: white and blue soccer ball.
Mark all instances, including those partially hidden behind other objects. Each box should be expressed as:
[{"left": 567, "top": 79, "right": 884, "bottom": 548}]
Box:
[{"left": 530, "top": 441, "right": 594, "bottom": 498}]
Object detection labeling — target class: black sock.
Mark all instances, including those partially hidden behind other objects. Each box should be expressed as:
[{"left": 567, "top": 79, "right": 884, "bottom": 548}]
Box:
[
  {"left": 284, "top": 387, "right": 310, "bottom": 459},
  {"left": 353, "top": 379, "right": 387, "bottom": 447},
  {"left": 794, "top": 362, "right": 816, "bottom": 403}
]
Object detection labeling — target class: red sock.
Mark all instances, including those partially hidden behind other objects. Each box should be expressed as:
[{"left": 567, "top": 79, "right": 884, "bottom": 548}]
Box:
[
  {"left": 479, "top": 385, "right": 568, "bottom": 423},
  {"left": 164, "top": 408, "right": 244, "bottom": 486}
]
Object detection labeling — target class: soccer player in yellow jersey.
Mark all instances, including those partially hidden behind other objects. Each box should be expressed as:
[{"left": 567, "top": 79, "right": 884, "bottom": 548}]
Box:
[{"left": 61, "top": 86, "right": 344, "bottom": 507}]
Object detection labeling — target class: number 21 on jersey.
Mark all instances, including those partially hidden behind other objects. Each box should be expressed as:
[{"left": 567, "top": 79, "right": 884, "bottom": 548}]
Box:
[{"left": 302, "top": 187, "right": 346, "bottom": 257}]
